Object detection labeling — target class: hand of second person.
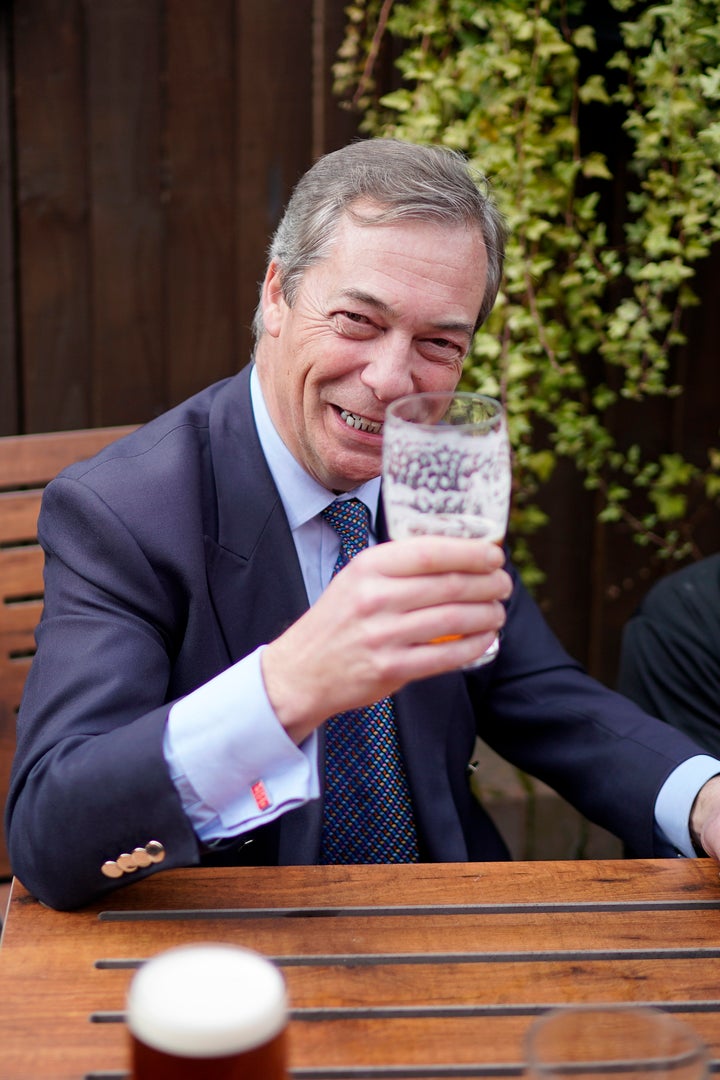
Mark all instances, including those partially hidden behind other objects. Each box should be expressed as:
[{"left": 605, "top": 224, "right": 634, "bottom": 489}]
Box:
[
  {"left": 690, "top": 774, "right": 720, "bottom": 860},
  {"left": 261, "top": 536, "right": 512, "bottom": 744}
]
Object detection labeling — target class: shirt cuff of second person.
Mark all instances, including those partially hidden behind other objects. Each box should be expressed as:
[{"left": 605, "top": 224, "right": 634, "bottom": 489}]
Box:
[
  {"left": 163, "top": 645, "right": 319, "bottom": 842},
  {"left": 655, "top": 754, "right": 720, "bottom": 857}
]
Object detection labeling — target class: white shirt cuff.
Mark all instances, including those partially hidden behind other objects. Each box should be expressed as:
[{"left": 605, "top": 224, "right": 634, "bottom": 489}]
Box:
[
  {"left": 655, "top": 755, "right": 720, "bottom": 856},
  {"left": 164, "top": 646, "right": 319, "bottom": 841}
]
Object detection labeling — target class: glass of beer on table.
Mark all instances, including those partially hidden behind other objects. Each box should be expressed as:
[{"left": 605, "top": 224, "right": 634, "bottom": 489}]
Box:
[
  {"left": 127, "top": 943, "right": 289, "bottom": 1079},
  {"left": 382, "top": 391, "right": 511, "bottom": 668}
]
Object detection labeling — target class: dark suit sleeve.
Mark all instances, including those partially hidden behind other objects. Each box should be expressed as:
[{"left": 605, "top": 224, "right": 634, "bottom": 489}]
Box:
[
  {"left": 618, "top": 556, "right": 720, "bottom": 756},
  {"left": 471, "top": 563, "right": 712, "bottom": 857},
  {"left": 5, "top": 477, "right": 203, "bottom": 910}
]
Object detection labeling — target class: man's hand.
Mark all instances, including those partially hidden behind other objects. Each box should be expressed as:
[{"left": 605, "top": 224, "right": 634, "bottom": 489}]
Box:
[
  {"left": 690, "top": 774, "right": 720, "bottom": 858},
  {"left": 261, "top": 535, "right": 512, "bottom": 744}
]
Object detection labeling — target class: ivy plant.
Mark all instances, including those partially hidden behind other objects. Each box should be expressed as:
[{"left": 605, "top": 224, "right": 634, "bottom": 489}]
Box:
[{"left": 335, "top": 0, "right": 720, "bottom": 585}]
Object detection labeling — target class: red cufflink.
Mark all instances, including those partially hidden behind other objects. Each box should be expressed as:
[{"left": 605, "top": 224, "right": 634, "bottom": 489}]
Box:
[{"left": 251, "top": 779, "right": 272, "bottom": 811}]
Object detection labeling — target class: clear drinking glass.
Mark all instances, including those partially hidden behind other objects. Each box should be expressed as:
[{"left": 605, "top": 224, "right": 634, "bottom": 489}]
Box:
[
  {"left": 525, "top": 1005, "right": 709, "bottom": 1080},
  {"left": 382, "top": 391, "right": 511, "bottom": 668}
]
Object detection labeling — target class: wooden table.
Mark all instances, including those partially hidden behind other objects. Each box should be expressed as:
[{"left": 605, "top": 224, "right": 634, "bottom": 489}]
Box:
[{"left": 1, "top": 860, "right": 720, "bottom": 1079}]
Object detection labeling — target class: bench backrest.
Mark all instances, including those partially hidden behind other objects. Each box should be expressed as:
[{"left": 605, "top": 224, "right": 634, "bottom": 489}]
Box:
[{"left": 0, "top": 426, "right": 137, "bottom": 878}]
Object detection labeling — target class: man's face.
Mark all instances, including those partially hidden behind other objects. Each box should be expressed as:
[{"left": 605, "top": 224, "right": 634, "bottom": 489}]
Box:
[{"left": 256, "top": 209, "right": 489, "bottom": 492}]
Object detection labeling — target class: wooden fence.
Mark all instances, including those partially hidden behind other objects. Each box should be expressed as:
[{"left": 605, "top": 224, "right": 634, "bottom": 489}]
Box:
[
  {"left": 0, "top": 0, "right": 359, "bottom": 435},
  {"left": 1, "top": 0, "right": 718, "bottom": 684}
]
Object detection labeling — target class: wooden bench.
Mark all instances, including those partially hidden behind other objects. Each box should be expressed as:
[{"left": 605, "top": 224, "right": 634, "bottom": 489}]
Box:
[{"left": 0, "top": 426, "right": 137, "bottom": 879}]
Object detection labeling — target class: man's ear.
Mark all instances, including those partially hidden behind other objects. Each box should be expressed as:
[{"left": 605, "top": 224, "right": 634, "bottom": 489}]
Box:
[{"left": 261, "top": 261, "right": 286, "bottom": 338}]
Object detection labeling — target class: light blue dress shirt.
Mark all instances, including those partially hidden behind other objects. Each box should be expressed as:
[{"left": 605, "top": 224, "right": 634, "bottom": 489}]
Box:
[
  {"left": 164, "top": 367, "right": 380, "bottom": 841},
  {"left": 164, "top": 368, "right": 718, "bottom": 856}
]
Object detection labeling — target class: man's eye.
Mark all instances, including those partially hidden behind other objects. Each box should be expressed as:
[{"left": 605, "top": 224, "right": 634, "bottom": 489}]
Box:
[
  {"left": 424, "top": 337, "right": 463, "bottom": 359},
  {"left": 333, "top": 311, "right": 374, "bottom": 335}
]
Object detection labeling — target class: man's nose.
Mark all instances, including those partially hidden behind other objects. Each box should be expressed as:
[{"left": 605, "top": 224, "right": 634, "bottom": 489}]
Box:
[{"left": 360, "top": 336, "right": 415, "bottom": 401}]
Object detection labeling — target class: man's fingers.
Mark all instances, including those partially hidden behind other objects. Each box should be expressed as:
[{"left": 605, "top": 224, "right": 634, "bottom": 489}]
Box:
[
  {"left": 690, "top": 774, "right": 720, "bottom": 858},
  {"left": 368, "top": 535, "right": 506, "bottom": 575},
  {"left": 263, "top": 535, "right": 514, "bottom": 743},
  {"left": 344, "top": 559, "right": 513, "bottom": 616}
]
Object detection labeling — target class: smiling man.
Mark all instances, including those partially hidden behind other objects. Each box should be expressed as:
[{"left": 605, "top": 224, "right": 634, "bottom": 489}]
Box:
[
  {"left": 7, "top": 139, "right": 720, "bottom": 911},
  {"left": 256, "top": 206, "right": 485, "bottom": 492}
]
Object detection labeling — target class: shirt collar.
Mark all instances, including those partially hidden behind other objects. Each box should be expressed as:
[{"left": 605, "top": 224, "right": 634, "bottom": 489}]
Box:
[{"left": 250, "top": 365, "right": 381, "bottom": 533}]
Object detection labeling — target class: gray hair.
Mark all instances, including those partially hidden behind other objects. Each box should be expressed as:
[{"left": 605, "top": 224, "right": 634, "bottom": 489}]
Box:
[{"left": 252, "top": 138, "right": 506, "bottom": 344}]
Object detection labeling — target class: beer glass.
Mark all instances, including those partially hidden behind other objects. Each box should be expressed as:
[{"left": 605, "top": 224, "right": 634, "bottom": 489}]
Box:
[
  {"left": 127, "top": 943, "right": 289, "bottom": 1079},
  {"left": 526, "top": 1005, "right": 709, "bottom": 1080},
  {"left": 382, "top": 391, "right": 511, "bottom": 667}
]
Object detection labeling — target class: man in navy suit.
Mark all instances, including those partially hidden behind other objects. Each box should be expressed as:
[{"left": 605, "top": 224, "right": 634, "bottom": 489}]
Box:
[
  {"left": 619, "top": 555, "right": 720, "bottom": 755},
  {"left": 7, "top": 139, "right": 720, "bottom": 910}
]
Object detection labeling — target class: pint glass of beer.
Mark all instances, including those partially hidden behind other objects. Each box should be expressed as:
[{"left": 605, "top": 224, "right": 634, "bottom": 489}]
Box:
[{"left": 127, "top": 943, "right": 289, "bottom": 1079}]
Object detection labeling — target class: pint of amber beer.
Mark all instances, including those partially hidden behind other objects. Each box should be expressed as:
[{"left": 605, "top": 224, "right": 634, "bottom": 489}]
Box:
[{"left": 127, "top": 944, "right": 289, "bottom": 1079}]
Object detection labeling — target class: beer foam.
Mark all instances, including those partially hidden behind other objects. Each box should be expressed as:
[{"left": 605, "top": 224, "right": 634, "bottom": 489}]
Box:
[{"left": 127, "top": 944, "right": 288, "bottom": 1057}]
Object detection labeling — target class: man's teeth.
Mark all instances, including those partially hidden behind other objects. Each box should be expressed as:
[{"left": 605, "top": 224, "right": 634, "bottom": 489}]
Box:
[{"left": 340, "top": 409, "right": 383, "bottom": 434}]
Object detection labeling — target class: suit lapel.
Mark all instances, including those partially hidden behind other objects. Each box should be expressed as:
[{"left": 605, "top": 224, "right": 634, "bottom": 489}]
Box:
[{"left": 204, "top": 367, "right": 309, "bottom": 664}]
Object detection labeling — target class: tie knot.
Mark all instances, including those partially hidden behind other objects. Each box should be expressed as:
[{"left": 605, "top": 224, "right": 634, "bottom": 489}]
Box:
[{"left": 322, "top": 498, "right": 370, "bottom": 568}]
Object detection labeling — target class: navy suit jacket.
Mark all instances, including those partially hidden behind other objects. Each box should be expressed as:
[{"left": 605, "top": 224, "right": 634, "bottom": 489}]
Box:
[{"left": 6, "top": 367, "right": 706, "bottom": 909}]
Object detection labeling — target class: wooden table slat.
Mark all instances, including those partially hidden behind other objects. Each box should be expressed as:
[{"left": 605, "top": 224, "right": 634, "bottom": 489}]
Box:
[{"left": 1, "top": 861, "right": 720, "bottom": 1079}]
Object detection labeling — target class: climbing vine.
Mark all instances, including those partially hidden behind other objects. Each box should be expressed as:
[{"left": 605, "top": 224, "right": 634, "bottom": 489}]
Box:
[{"left": 335, "top": 0, "right": 720, "bottom": 584}]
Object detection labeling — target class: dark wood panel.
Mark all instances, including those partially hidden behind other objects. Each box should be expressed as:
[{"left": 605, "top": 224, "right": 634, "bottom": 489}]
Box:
[
  {"left": 311, "top": 0, "right": 362, "bottom": 157},
  {"left": 235, "top": 0, "right": 315, "bottom": 364},
  {"left": 13, "top": 0, "right": 90, "bottom": 432},
  {"left": 5, "top": 0, "right": 357, "bottom": 434},
  {"left": 164, "top": 0, "right": 237, "bottom": 405},
  {"left": 86, "top": 0, "right": 164, "bottom": 424},
  {"left": 0, "top": 4, "right": 18, "bottom": 435}
]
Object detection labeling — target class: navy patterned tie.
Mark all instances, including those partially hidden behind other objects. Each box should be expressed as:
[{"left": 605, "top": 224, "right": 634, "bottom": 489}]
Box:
[{"left": 319, "top": 498, "right": 419, "bottom": 863}]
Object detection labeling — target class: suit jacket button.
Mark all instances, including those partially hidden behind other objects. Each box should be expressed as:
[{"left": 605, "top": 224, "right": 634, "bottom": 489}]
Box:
[
  {"left": 132, "top": 846, "right": 153, "bottom": 867},
  {"left": 101, "top": 861, "right": 123, "bottom": 879},
  {"left": 117, "top": 852, "right": 138, "bottom": 872},
  {"left": 145, "top": 840, "right": 166, "bottom": 864}
]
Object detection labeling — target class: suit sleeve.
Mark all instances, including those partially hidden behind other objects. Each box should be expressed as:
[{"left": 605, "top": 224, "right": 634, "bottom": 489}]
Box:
[
  {"left": 618, "top": 556, "right": 720, "bottom": 757},
  {"left": 5, "top": 476, "right": 203, "bottom": 910},
  {"left": 472, "top": 564, "right": 714, "bottom": 857}
]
